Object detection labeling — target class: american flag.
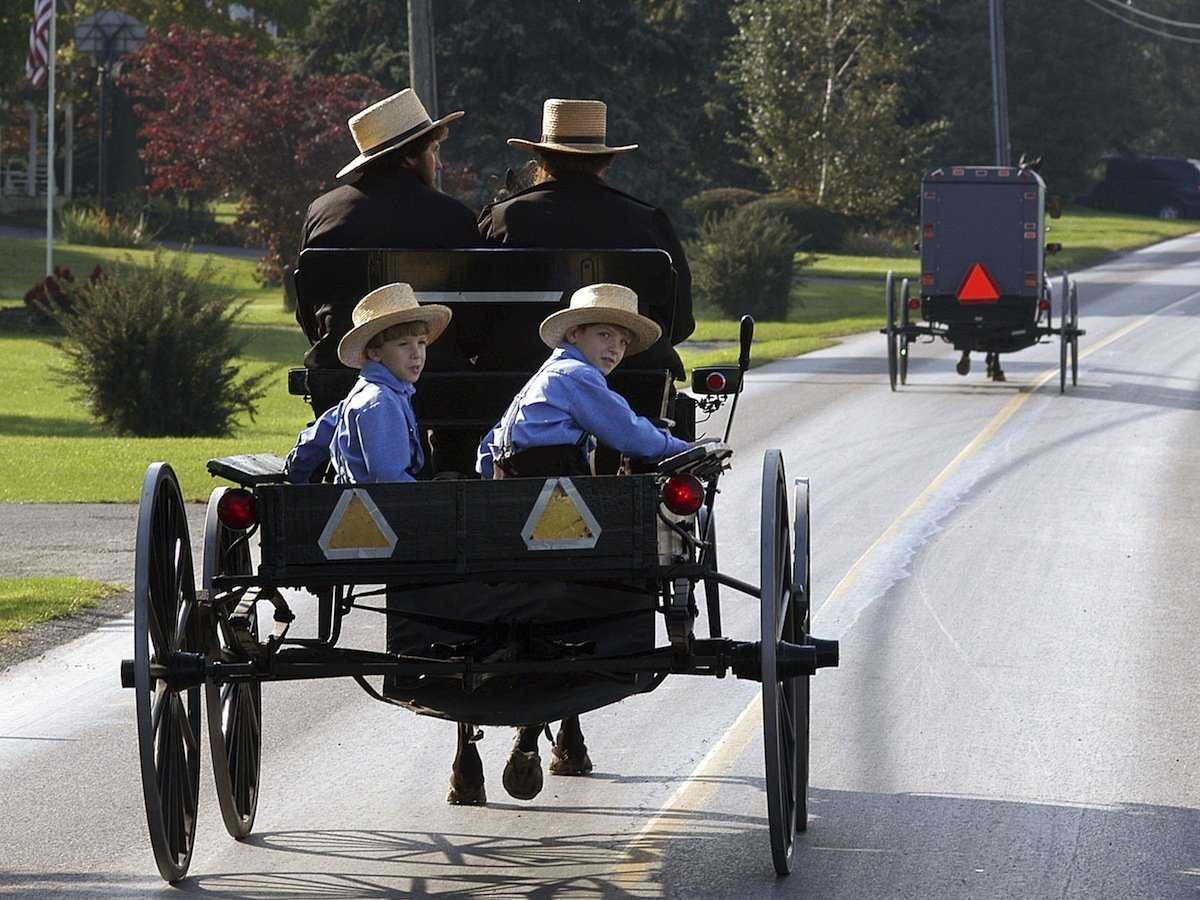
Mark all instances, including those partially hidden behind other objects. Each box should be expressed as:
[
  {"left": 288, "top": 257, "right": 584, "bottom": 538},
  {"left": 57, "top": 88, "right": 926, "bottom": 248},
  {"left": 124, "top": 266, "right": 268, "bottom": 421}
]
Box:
[{"left": 25, "top": 0, "right": 54, "bottom": 89}]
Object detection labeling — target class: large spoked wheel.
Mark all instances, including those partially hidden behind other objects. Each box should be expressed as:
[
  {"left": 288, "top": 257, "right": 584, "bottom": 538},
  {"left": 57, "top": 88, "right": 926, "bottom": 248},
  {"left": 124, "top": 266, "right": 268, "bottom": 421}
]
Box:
[
  {"left": 760, "top": 450, "right": 801, "bottom": 875},
  {"left": 202, "top": 488, "right": 262, "bottom": 839},
  {"left": 792, "top": 478, "right": 813, "bottom": 834},
  {"left": 898, "top": 278, "right": 911, "bottom": 386},
  {"left": 133, "top": 463, "right": 202, "bottom": 883},
  {"left": 1069, "top": 282, "right": 1080, "bottom": 386},
  {"left": 1059, "top": 276, "right": 1069, "bottom": 394},
  {"left": 698, "top": 505, "right": 722, "bottom": 639},
  {"left": 885, "top": 272, "right": 898, "bottom": 391}
]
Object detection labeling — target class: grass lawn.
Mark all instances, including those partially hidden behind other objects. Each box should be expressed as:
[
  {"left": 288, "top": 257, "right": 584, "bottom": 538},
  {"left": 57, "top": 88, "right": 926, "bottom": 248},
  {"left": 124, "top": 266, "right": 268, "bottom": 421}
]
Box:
[
  {"left": 0, "top": 207, "right": 1193, "bottom": 503},
  {"left": 804, "top": 208, "right": 1199, "bottom": 281},
  {"left": 0, "top": 577, "right": 123, "bottom": 635}
]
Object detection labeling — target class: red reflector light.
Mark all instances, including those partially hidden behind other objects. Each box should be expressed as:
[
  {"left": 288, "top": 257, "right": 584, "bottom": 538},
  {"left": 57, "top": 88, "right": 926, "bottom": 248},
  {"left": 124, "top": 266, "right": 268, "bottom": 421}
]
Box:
[
  {"left": 217, "top": 489, "right": 257, "bottom": 530},
  {"left": 921, "top": 274, "right": 935, "bottom": 286},
  {"left": 907, "top": 297, "right": 920, "bottom": 310},
  {"left": 1038, "top": 299, "right": 1050, "bottom": 311},
  {"left": 1024, "top": 272, "right": 1038, "bottom": 289},
  {"left": 661, "top": 474, "right": 704, "bottom": 517},
  {"left": 705, "top": 371, "right": 727, "bottom": 392},
  {"left": 957, "top": 263, "right": 1001, "bottom": 303}
]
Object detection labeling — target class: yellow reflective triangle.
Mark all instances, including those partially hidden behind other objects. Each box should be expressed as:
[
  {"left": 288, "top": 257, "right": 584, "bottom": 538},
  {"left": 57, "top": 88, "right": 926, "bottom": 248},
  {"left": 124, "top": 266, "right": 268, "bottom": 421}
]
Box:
[
  {"left": 529, "top": 483, "right": 595, "bottom": 541},
  {"left": 327, "top": 493, "right": 392, "bottom": 549}
]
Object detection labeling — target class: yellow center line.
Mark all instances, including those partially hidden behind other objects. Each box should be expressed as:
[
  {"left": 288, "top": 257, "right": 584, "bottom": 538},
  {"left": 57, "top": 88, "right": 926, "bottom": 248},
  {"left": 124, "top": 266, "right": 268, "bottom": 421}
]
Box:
[{"left": 610, "top": 287, "right": 1200, "bottom": 885}]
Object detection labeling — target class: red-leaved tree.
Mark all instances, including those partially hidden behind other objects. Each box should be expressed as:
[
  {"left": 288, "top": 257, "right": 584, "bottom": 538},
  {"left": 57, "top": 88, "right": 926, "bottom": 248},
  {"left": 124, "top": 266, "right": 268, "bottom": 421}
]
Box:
[{"left": 122, "top": 27, "right": 381, "bottom": 283}]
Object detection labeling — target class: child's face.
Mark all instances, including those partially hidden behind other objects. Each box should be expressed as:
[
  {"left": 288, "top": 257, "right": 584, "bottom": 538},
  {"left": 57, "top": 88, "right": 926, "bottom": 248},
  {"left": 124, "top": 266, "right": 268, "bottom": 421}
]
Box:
[
  {"left": 567, "top": 323, "right": 632, "bottom": 375},
  {"left": 367, "top": 333, "right": 427, "bottom": 383}
]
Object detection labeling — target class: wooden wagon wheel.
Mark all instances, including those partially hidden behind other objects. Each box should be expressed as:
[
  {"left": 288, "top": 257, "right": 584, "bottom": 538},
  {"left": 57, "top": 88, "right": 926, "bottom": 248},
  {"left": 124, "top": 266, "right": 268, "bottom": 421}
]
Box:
[
  {"left": 898, "top": 277, "right": 911, "bottom": 386},
  {"left": 1059, "top": 275, "right": 1070, "bottom": 394},
  {"left": 792, "top": 478, "right": 813, "bottom": 834},
  {"left": 1069, "top": 281, "right": 1080, "bottom": 386},
  {"left": 884, "top": 271, "right": 899, "bottom": 392},
  {"left": 133, "top": 463, "right": 202, "bottom": 883},
  {"left": 202, "top": 487, "right": 262, "bottom": 840},
  {"left": 698, "top": 505, "right": 722, "bottom": 638},
  {"left": 760, "top": 450, "right": 801, "bottom": 875}
]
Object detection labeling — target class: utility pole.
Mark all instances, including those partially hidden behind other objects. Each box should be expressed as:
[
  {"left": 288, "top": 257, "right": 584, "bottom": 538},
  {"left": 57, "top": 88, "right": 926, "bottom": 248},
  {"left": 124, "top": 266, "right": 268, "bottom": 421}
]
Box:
[
  {"left": 988, "top": 0, "right": 1012, "bottom": 167},
  {"left": 407, "top": 0, "right": 440, "bottom": 187}
]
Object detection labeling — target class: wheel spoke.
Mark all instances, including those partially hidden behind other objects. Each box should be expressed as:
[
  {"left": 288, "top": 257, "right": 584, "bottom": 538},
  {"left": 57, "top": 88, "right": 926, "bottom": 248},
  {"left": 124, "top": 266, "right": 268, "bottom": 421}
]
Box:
[
  {"left": 174, "top": 693, "right": 199, "bottom": 761},
  {"left": 174, "top": 598, "right": 194, "bottom": 654},
  {"left": 151, "top": 688, "right": 168, "bottom": 736}
]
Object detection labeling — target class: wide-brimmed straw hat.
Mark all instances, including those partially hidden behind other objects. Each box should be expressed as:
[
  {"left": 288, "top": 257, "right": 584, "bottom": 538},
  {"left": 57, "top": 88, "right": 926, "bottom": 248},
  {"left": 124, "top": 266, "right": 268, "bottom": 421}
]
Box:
[
  {"left": 508, "top": 99, "right": 637, "bottom": 156},
  {"left": 539, "top": 284, "right": 660, "bottom": 355},
  {"left": 338, "top": 282, "right": 452, "bottom": 368},
  {"left": 337, "top": 89, "right": 464, "bottom": 179}
]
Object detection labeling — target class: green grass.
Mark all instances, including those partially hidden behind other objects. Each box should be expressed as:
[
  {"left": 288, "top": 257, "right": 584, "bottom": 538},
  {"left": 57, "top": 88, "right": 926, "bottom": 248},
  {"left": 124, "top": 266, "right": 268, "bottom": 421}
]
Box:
[
  {"left": 804, "top": 208, "right": 1199, "bottom": 281},
  {"left": 0, "top": 577, "right": 124, "bottom": 635}
]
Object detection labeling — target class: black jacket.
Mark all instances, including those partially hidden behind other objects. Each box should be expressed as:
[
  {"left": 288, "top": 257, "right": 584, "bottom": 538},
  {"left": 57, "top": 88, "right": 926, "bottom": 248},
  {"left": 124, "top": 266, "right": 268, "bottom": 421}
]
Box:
[
  {"left": 477, "top": 175, "right": 695, "bottom": 378},
  {"left": 298, "top": 168, "right": 481, "bottom": 370}
]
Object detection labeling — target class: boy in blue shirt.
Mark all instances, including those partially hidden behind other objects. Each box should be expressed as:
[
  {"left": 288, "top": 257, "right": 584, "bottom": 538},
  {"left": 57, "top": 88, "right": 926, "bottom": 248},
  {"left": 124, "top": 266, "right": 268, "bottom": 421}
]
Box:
[
  {"left": 285, "top": 282, "right": 451, "bottom": 484},
  {"left": 474, "top": 283, "right": 690, "bottom": 803},
  {"left": 477, "top": 282, "right": 689, "bottom": 480}
]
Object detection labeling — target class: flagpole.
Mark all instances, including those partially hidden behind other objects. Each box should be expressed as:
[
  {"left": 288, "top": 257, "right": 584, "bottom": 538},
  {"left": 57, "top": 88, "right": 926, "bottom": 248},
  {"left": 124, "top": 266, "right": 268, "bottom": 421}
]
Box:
[{"left": 45, "top": 0, "right": 56, "bottom": 276}]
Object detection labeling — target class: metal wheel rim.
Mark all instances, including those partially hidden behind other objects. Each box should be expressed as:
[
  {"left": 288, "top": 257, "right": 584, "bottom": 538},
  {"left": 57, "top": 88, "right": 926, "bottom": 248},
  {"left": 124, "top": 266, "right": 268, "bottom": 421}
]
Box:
[
  {"left": 203, "top": 487, "right": 262, "bottom": 839},
  {"left": 1070, "top": 283, "right": 1079, "bottom": 385},
  {"left": 792, "top": 479, "right": 812, "bottom": 834},
  {"left": 1060, "top": 276, "right": 1069, "bottom": 393},
  {"left": 761, "top": 450, "right": 799, "bottom": 875},
  {"left": 133, "top": 463, "right": 201, "bottom": 883},
  {"left": 898, "top": 279, "right": 910, "bottom": 386}
]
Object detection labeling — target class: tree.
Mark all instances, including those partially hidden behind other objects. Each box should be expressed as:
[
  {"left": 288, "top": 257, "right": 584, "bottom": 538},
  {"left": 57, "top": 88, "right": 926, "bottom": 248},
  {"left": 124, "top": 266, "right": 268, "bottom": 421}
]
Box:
[
  {"left": 724, "top": 0, "right": 941, "bottom": 219},
  {"left": 121, "top": 26, "right": 380, "bottom": 282}
]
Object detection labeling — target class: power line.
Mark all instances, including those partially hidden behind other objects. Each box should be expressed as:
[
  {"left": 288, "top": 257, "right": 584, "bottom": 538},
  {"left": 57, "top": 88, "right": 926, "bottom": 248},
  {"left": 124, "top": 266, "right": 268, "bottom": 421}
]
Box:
[
  {"left": 1081, "top": 0, "right": 1200, "bottom": 43},
  {"left": 1094, "top": 0, "right": 1200, "bottom": 30}
]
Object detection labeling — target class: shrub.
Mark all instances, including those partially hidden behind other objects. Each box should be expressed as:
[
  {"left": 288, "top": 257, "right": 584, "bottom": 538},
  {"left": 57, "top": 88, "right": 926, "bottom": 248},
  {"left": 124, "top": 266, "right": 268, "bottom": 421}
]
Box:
[
  {"left": 23, "top": 265, "right": 104, "bottom": 328},
  {"left": 741, "top": 194, "right": 849, "bottom": 251},
  {"left": 59, "top": 204, "right": 157, "bottom": 248},
  {"left": 683, "top": 187, "right": 763, "bottom": 231},
  {"left": 49, "top": 249, "right": 268, "bottom": 437},
  {"left": 689, "top": 205, "right": 801, "bottom": 321}
]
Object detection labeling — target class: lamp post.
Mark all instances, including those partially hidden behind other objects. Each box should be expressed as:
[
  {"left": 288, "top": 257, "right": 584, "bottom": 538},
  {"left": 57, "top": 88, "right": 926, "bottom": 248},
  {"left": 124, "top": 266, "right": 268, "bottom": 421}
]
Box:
[{"left": 75, "top": 10, "right": 144, "bottom": 208}]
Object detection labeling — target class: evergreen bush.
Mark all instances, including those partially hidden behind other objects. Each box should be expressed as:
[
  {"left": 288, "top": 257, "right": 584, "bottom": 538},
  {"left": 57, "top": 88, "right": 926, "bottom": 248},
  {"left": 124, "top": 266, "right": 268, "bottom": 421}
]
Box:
[
  {"left": 682, "top": 187, "right": 762, "bottom": 231},
  {"left": 689, "top": 205, "right": 801, "bottom": 321},
  {"left": 742, "top": 194, "right": 849, "bottom": 251},
  {"left": 50, "top": 250, "right": 267, "bottom": 437}
]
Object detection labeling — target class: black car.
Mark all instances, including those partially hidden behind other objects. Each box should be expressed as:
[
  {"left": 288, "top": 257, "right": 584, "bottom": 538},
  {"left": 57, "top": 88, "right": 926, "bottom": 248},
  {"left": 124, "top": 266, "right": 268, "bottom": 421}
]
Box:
[{"left": 1089, "top": 155, "right": 1200, "bottom": 220}]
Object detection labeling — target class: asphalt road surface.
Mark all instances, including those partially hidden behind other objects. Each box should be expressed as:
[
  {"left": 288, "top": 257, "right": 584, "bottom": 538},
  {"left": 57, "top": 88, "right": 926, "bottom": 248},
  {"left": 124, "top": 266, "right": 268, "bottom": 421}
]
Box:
[{"left": 2, "top": 234, "right": 1198, "bottom": 898}]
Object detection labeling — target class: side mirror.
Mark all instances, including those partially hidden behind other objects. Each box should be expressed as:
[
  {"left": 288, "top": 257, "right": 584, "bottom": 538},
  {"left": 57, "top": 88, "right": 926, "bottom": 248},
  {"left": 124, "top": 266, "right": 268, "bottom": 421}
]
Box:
[
  {"left": 1047, "top": 194, "right": 1064, "bottom": 219},
  {"left": 1045, "top": 242, "right": 1063, "bottom": 255}
]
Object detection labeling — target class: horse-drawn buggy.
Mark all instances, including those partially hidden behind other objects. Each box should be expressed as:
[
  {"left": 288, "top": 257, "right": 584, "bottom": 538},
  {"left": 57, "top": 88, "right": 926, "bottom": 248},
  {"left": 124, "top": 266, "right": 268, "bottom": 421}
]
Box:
[
  {"left": 119, "top": 247, "right": 840, "bottom": 882},
  {"left": 883, "top": 165, "right": 1085, "bottom": 391}
]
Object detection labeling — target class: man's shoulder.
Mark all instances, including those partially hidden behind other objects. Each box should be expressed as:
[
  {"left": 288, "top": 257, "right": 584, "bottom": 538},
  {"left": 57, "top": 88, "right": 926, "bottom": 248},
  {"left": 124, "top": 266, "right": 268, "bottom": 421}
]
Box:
[{"left": 484, "top": 178, "right": 658, "bottom": 214}]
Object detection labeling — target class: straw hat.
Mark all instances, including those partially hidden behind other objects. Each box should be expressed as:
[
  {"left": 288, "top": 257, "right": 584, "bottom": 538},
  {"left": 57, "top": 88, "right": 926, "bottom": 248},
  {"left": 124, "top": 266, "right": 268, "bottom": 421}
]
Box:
[
  {"left": 337, "top": 89, "right": 464, "bottom": 179},
  {"left": 539, "top": 284, "right": 660, "bottom": 355},
  {"left": 508, "top": 99, "right": 637, "bottom": 156},
  {"left": 337, "top": 283, "right": 452, "bottom": 368}
]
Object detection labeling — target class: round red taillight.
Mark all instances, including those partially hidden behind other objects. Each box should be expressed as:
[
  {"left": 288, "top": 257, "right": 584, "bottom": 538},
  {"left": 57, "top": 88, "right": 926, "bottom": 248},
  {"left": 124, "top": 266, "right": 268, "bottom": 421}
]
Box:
[
  {"left": 661, "top": 474, "right": 705, "bottom": 517},
  {"left": 217, "top": 489, "right": 257, "bottom": 530},
  {"left": 705, "top": 371, "right": 727, "bottom": 392},
  {"left": 1038, "top": 299, "right": 1050, "bottom": 311},
  {"left": 907, "top": 297, "right": 920, "bottom": 310}
]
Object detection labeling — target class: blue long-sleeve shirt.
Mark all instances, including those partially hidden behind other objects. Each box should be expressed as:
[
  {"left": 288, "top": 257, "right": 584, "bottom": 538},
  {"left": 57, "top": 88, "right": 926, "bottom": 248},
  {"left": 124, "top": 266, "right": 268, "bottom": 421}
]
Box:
[
  {"left": 286, "top": 361, "right": 424, "bottom": 484},
  {"left": 477, "top": 345, "right": 689, "bottom": 478}
]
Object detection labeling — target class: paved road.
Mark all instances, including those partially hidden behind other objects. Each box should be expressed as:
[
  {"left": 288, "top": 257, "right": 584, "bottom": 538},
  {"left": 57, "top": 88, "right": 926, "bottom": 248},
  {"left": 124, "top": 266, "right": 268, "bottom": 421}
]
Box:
[{"left": 1, "top": 234, "right": 1198, "bottom": 897}]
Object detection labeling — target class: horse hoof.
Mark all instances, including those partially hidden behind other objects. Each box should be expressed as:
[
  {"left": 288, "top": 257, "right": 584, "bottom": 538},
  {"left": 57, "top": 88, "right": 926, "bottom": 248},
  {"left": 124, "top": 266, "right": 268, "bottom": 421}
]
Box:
[
  {"left": 446, "top": 777, "right": 487, "bottom": 806},
  {"left": 956, "top": 359, "right": 970, "bottom": 376},
  {"left": 549, "top": 744, "right": 594, "bottom": 776},
  {"left": 502, "top": 749, "right": 543, "bottom": 800}
]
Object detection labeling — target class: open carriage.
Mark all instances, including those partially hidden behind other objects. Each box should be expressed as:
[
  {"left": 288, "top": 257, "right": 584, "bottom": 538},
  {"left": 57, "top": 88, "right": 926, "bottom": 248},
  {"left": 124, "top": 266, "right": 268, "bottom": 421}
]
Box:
[
  {"left": 883, "top": 165, "right": 1085, "bottom": 392},
  {"left": 119, "top": 248, "right": 840, "bottom": 883}
]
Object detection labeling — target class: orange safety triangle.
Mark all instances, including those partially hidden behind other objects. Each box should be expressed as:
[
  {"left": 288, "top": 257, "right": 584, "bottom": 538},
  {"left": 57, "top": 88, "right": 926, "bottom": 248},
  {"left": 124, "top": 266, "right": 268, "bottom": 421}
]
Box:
[{"left": 957, "top": 263, "right": 1001, "bottom": 302}]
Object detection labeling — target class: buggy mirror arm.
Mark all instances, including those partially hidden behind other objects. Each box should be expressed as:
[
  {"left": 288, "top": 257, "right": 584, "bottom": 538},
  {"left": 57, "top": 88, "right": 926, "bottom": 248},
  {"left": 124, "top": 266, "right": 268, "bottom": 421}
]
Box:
[{"left": 722, "top": 316, "right": 755, "bottom": 445}]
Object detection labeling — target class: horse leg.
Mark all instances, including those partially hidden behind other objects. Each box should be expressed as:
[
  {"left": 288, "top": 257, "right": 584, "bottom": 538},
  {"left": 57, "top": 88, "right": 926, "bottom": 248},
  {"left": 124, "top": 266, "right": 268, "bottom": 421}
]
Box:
[
  {"left": 956, "top": 351, "right": 971, "bottom": 376},
  {"left": 446, "top": 722, "right": 486, "bottom": 805},
  {"left": 549, "top": 714, "right": 593, "bottom": 776},
  {"left": 502, "top": 724, "right": 545, "bottom": 800}
]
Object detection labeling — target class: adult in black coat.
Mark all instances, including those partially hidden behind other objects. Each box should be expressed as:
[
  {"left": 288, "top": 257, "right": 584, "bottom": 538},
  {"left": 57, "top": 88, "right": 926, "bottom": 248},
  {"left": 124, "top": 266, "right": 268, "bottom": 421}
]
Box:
[
  {"left": 476, "top": 99, "right": 694, "bottom": 381},
  {"left": 296, "top": 88, "right": 481, "bottom": 472}
]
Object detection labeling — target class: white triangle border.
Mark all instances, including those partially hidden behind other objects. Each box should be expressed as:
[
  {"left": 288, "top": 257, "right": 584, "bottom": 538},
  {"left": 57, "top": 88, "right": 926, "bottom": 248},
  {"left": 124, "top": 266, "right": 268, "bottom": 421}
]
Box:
[
  {"left": 318, "top": 487, "right": 399, "bottom": 560},
  {"left": 520, "top": 477, "right": 602, "bottom": 551}
]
